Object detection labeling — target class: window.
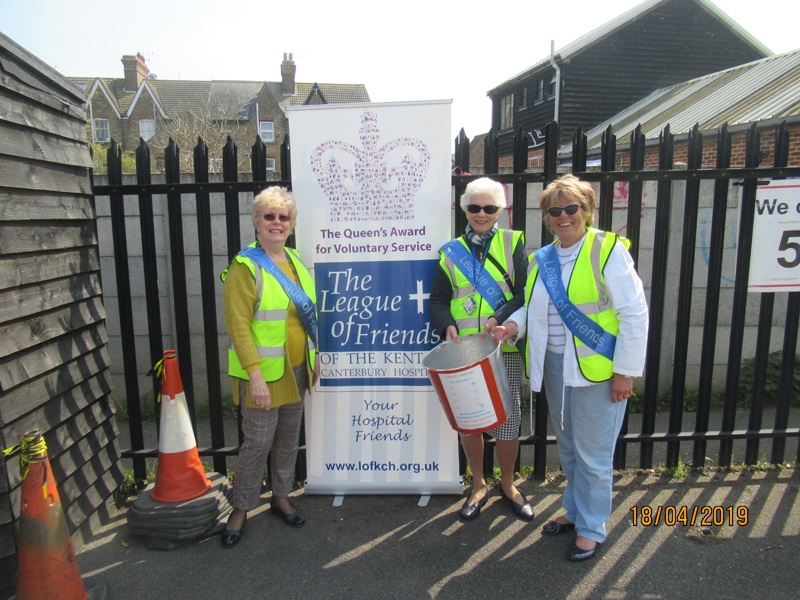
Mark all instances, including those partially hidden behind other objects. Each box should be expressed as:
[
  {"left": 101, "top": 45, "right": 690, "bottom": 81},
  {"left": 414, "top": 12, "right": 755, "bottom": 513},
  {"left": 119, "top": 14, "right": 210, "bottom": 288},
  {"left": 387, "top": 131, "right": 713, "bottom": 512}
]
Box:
[
  {"left": 93, "top": 118, "right": 110, "bottom": 142},
  {"left": 259, "top": 120, "right": 275, "bottom": 143},
  {"left": 548, "top": 73, "right": 557, "bottom": 99},
  {"left": 519, "top": 87, "right": 527, "bottom": 111},
  {"left": 266, "top": 157, "right": 276, "bottom": 171},
  {"left": 139, "top": 119, "right": 156, "bottom": 141},
  {"left": 500, "top": 94, "right": 514, "bottom": 130},
  {"left": 535, "top": 80, "right": 545, "bottom": 104}
]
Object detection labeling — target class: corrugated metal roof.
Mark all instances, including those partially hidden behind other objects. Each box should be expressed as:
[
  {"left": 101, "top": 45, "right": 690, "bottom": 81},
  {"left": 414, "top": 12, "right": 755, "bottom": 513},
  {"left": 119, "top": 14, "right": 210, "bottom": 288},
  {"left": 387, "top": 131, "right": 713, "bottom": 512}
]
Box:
[
  {"left": 488, "top": 0, "right": 771, "bottom": 94},
  {"left": 576, "top": 50, "right": 800, "bottom": 152}
]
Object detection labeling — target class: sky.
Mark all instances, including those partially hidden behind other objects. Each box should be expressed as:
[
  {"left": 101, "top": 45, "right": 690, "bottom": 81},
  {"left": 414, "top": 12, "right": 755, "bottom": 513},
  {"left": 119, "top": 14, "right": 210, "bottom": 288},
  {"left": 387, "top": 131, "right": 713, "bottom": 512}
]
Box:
[{"left": 1, "top": 0, "right": 796, "bottom": 140}]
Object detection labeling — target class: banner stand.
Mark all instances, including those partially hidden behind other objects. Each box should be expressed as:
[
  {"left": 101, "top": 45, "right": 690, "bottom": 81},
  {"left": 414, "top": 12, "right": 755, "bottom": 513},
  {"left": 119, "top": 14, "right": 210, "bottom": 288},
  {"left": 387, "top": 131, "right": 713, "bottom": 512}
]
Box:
[{"left": 289, "top": 100, "right": 461, "bottom": 497}]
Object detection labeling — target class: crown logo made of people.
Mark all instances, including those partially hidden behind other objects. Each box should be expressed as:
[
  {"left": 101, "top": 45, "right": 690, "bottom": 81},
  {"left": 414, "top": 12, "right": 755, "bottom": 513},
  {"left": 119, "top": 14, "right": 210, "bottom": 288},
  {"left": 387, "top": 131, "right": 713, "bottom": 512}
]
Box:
[{"left": 310, "top": 111, "right": 431, "bottom": 222}]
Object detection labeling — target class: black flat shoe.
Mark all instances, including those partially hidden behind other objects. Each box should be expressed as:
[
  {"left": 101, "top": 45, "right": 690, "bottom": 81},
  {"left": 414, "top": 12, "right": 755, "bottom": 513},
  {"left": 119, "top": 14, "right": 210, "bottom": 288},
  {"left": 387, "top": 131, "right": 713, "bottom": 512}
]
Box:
[
  {"left": 542, "top": 519, "right": 576, "bottom": 535},
  {"left": 568, "top": 542, "right": 601, "bottom": 562},
  {"left": 220, "top": 516, "right": 246, "bottom": 549},
  {"left": 459, "top": 488, "right": 489, "bottom": 521},
  {"left": 271, "top": 502, "right": 305, "bottom": 528},
  {"left": 500, "top": 485, "right": 534, "bottom": 521}
]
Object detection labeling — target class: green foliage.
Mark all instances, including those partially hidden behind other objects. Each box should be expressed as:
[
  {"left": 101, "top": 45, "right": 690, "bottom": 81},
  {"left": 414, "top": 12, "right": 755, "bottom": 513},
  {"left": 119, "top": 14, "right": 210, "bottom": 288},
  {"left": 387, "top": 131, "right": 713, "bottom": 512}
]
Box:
[
  {"left": 682, "top": 390, "right": 699, "bottom": 412},
  {"left": 114, "top": 392, "right": 156, "bottom": 421},
  {"left": 667, "top": 458, "right": 691, "bottom": 479},
  {"left": 738, "top": 351, "right": 800, "bottom": 406},
  {"left": 657, "top": 388, "right": 724, "bottom": 413},
  {"left": 678, "top": 389, "right": 726, "bottom": 412},
  {"left": 627, "top": 391, "right": 643, "bottom": 413},
  {"left": 462, "top": 465, "right": 473, "bottom": 485},
  {"left": 114, "top": 392, "right": 237, "bottom": 422},
  {"left": 90, "top": 143, "right": 137, "bottom": 175},
  {"left": 196, "top": 394, "right": 237, "bottom": 420},
  {"left": 518, "top": 465, "right": 535, "bottom": 479},
  {"left": 113, "top": 391, "right": 158, "bottom": 422},
  {"left": 112, "top": 465, "right": 154, "bottom": 508},
  {"left": 461, "top": 464, "right": 532, "bottom": 485}
]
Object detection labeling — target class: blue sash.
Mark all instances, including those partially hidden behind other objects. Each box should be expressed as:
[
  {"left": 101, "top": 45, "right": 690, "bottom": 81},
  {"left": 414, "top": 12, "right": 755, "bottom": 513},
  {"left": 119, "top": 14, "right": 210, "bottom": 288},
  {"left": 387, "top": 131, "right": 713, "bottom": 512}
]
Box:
[
  {"left": 441, "top": 239, "right": 506, "bottom": 312},
  {"left": 239, "top": 247, "right": 318, "bottom": 348},
  {"left": 534, "top": 243, "right": 616, "bottom": 361}
]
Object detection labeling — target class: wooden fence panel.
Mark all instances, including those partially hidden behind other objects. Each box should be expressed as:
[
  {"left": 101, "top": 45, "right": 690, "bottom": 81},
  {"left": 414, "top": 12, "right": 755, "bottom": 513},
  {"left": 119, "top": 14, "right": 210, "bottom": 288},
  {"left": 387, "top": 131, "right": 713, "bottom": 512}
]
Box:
[{"left": 0, "top": 32, "right": 122, "bottom": 595}]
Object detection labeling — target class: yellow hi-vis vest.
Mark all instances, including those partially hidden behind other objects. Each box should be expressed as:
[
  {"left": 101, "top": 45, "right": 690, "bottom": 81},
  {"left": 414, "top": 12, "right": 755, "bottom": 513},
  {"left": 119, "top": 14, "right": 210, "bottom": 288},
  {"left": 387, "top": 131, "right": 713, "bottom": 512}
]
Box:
[
  {"left": 526, "top": 228, "right": 629, "bottom": 382},
  {"left": 439, "top": 229, "right": 524, "bottom": 353},
  {"left": 221, "top": 243, "right": 317, "bottom": 382}
]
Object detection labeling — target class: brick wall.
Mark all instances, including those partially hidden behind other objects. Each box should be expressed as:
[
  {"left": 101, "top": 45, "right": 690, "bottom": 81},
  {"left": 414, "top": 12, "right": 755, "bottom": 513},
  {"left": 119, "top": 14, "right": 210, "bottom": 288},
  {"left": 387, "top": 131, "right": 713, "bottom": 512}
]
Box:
[
  {"left": 490, "top": 123, "right": 800, "bottom": 172},
  {"left": 88, "top": 89, "right": 289, "bottom": 174}
]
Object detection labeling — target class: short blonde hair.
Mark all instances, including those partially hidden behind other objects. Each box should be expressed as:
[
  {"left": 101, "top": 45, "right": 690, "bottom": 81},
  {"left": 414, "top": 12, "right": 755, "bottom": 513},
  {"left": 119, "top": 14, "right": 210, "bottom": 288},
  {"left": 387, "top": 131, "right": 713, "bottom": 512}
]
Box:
[
  {"left": 252, "top": 186, "right": 298, "bottom": 229},
  {"left": 540, "top": 174, "right": 596, "bottom": 232},
  {"left": 459, "top": 177, "right": 507, "bottom": 211}
]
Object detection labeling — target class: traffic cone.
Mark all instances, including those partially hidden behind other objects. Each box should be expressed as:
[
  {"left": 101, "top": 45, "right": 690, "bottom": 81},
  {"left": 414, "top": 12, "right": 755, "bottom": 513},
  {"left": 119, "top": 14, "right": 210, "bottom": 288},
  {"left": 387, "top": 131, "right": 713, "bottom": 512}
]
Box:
[
  {"left": 150, "top": 350, "right": 211, "bottom": 503},
  {"left": 15, "top": 430, "right": 88, "bottom": 600}
]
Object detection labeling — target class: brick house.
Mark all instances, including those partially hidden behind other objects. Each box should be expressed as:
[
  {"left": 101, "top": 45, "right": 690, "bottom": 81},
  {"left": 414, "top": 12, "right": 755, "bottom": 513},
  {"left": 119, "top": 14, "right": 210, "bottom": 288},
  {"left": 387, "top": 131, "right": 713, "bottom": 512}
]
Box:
[
  {"left": 71, "top": 53, "right": 370, "bottom": 173},
  {"left": 484, "top": 0, "right": 770, "bottom": 168}
]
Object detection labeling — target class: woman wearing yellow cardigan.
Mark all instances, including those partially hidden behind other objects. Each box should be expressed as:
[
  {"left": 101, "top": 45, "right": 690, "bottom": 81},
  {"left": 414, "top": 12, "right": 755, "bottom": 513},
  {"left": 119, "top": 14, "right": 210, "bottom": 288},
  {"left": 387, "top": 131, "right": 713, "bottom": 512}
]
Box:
[{"left": 220, "top": 186, "right": 319, "bottom": 548}]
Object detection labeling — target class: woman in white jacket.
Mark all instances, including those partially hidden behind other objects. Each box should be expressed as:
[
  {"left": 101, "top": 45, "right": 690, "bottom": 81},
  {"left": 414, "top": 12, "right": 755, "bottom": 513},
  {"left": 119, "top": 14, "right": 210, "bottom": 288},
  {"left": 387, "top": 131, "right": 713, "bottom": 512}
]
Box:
[{"left": 490, "top": 174, "right": 648, "bottom": 562}]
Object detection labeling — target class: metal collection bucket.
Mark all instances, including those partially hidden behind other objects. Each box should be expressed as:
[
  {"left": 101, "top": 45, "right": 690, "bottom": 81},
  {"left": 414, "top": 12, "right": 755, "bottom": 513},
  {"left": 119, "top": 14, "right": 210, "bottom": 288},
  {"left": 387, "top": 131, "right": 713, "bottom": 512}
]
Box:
[{"left": 422, "top": 334, "right": 512, "bottom": 434}]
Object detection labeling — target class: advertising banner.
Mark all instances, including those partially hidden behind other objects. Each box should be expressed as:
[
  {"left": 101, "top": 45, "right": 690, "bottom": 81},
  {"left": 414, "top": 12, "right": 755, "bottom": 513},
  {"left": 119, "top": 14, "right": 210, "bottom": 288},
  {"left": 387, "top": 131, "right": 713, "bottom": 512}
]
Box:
[
  {"left": 749, "top": 179, "right": 800, "bottom": 292},
  {"left": 288, "top": 100, "right": 461, "bottom": 495}
]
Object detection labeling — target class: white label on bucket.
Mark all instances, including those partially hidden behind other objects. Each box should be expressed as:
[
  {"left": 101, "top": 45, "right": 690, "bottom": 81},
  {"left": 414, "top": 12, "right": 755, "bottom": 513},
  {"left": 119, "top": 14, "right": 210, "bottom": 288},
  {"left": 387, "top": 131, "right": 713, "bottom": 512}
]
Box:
[{"left": 438, "top": 368, "right": 499, "bottom": 430}]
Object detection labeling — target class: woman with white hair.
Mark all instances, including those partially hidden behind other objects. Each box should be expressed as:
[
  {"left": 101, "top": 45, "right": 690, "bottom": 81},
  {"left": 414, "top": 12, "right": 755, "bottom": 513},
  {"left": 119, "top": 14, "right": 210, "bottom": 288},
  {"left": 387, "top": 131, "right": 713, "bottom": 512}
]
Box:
[{"left": 429, "top": 177, "right": 532, "bottom": 522}]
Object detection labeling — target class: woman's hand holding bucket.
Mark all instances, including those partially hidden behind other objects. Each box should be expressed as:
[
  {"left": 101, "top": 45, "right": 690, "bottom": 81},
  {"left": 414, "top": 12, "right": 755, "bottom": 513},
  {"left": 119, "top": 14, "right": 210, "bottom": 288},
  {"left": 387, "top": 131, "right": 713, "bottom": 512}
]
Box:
[
  {"left": 444, "top": 325, "right": 461, "bottom": 343},
  {"left": 483, "top": 317, "right": 518, "bottom": 345}
]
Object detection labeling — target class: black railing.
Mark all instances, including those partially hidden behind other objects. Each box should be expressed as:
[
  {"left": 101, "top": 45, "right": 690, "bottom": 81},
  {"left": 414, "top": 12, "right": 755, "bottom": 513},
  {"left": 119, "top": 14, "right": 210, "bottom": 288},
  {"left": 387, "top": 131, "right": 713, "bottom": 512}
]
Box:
[{"left": 93, "top": 124, "right": 800, "bottom": 484}]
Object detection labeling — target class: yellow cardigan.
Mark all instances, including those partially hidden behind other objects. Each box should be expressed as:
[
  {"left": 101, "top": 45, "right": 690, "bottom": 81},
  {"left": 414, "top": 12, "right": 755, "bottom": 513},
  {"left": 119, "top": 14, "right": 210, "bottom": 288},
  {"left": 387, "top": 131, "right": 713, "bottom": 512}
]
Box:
[{"left": 223, "top": 259, "right": 311, "bottom": 409}]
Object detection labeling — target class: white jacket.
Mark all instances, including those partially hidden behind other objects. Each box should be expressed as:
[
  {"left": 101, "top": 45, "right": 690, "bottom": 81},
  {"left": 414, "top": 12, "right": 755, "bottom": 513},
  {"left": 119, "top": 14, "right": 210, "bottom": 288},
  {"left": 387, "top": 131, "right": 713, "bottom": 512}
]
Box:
[{"left": 508, "top": 236, "right": 649, "bottom": 391}]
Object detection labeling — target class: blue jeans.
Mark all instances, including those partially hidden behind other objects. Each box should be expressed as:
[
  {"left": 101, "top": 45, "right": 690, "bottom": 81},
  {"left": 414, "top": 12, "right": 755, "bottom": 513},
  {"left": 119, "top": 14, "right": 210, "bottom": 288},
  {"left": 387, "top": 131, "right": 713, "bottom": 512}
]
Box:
[{"left": 542, "top": 351, "right": 626, "bottom": 543}]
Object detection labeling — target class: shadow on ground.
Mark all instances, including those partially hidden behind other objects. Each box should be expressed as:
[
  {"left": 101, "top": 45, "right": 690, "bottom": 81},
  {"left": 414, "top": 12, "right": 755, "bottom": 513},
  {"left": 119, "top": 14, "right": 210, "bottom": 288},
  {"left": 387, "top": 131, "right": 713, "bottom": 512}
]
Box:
[{"left": 76, "top": 468, "right": 799, "bottom": 600}]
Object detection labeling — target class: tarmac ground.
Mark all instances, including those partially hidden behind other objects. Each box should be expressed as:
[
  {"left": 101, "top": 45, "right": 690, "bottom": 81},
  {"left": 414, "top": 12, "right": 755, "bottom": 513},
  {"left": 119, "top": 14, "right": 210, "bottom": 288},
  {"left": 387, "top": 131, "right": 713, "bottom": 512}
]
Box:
[
  {"left": 61, "top": 404, "right": 800, "bottom": 600},
  {"left": 74, "top": 466, "right": 800, "bottom": 600}
]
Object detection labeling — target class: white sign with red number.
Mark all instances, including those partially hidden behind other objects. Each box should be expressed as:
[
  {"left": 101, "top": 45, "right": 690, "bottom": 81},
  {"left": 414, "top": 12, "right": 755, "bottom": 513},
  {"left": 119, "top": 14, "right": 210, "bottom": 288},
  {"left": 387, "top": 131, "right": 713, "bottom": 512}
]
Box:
[{"left": 749, "top": 179, "right": 800, "bottom": 292}]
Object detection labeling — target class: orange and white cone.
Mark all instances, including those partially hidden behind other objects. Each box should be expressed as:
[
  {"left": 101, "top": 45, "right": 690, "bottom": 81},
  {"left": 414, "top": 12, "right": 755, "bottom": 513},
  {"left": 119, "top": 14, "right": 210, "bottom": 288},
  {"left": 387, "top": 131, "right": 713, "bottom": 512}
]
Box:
[
  {"left": 150, "top": 350, "right": 211, "bottom": 503},
  {"left": 15, "top": 430, "right": 88, "bottom": 600}
]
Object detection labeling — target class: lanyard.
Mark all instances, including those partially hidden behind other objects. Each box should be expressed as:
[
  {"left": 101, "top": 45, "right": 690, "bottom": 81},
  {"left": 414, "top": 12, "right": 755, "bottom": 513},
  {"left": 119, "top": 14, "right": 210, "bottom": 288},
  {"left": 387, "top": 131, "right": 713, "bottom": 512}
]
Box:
[
  {"left": 441, "top": 239, "right": 506, "bottom": 311},
  {"left": 534, "top": 243, "right": 616, "bottom": 361},
  {"left": 239, "top": 247, "right": 318, "bottom": 348}
]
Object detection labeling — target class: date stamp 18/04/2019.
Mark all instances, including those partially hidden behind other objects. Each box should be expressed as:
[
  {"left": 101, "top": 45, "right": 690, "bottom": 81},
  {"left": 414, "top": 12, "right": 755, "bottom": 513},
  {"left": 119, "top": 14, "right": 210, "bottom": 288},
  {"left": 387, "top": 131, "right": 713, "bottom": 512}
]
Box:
[{"left": 629, "top": 505, "right": 749, "bottom": 527}]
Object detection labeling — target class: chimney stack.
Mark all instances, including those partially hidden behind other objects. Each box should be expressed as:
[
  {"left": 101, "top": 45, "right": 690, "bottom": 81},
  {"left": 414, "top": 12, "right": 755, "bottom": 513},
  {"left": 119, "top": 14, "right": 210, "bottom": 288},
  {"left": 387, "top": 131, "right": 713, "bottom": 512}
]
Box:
[
  {"left": 121, "top": 53, "right": 150, "bottom": 91},
  {"left": 281, "top": 52, "right": 296, "bottom": 96}
]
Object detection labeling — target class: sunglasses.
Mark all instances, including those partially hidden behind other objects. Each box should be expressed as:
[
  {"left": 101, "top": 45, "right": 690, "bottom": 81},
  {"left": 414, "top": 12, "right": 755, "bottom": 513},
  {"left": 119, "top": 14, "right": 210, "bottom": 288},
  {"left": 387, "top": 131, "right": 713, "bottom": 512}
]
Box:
[
  {"left": 467, "top": 204, "right": 500, "bottom": 215},
  {"left": 263, "top": 213, "right": 291, "bottom": 222},
  {"left": 547, "top": 204, "right": 581, "bottom": 217}
]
